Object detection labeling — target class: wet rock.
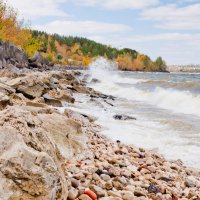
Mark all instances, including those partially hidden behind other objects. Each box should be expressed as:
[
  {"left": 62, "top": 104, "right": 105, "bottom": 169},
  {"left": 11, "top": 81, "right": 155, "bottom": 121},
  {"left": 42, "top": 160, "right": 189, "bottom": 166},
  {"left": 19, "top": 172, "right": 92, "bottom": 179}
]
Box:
[
  {"left": 113, "top": 115, "right": 136, "bottom": 121},
  {"left": 90, "top": 78, "right": 101, "bottom": 84}
]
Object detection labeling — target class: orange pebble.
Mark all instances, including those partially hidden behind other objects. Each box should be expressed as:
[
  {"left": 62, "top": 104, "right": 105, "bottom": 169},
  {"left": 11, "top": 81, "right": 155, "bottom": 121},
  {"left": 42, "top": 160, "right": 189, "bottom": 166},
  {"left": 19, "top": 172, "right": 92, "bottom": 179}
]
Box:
[{"left": 84, "top": 189, "right": 97, "bottom": 200}]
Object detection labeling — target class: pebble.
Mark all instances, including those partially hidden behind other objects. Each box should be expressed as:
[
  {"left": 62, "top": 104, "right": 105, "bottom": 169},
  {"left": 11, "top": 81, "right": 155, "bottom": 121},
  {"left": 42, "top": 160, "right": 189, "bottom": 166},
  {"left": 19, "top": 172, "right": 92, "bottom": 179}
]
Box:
[
  {"left": 100, "top": 174, "right": 110, "bottom": 181},
  {"left": 63, "top": 123, "right": 200, "bottom": 200},
  {"left": 105, "top": 181, "right": 113, "bottom": 190},
  {"left": 107, "top": 191, "right": 122, "bottom": 198},
  {"left": 148, "top": 184, "right": 160, "bottom": 194},
  {"left": 84, "top": 190, "right": 97, "bottom": 200},
  {"left": 79, "top": 194, "right": 93, "bottom": 200},
  {"left": 71, "top": 178, "right": 80, "bottom": 188},
  {"left": 90, "top": 185, "right": 106, "bottom": 197},
  {"left": 121, "top": 191, "right": 135, "bottom": 200},
  {"left": 68, "top": 187, "right": 79, "bottom": 200}
]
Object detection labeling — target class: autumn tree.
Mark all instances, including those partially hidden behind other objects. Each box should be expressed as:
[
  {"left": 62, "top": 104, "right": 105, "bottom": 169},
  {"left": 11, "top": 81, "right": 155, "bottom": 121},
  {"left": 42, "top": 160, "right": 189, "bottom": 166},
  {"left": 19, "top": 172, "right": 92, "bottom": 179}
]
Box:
[
  {"left": 0, "top": 0, "right": 42, "bottom": 56},
  {"left": 154, "top": 57, "right": 167, "bottom": 71}
]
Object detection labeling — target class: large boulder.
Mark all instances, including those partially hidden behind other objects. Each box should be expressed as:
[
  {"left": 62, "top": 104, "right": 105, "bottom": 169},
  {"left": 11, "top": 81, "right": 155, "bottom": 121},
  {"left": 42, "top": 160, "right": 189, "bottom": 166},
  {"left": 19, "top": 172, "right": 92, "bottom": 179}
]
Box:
[
  {"left": 0, "top": 106, "right": 88, "bottom": 199},
  {"left": 0, "top": 39, "right": 28, "bottom": 69},
  {"left": 29, "top": 52, "right": 50, "bottom": 69},
  {"left": 6, "top": 72, "right": 53, "bottom": 98}
]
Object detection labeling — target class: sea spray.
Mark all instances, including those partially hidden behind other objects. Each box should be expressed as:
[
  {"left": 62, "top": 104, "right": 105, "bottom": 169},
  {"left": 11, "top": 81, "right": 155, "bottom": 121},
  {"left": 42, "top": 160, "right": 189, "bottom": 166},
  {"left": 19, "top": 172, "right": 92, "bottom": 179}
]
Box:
[
  {"left": 88, "top": 59, "right": 200, "bottom": 117},
  {"left": 70, "top": 60, "right": 200, "bottom": 168},
  {"left": 89, "top": 57, "right": 118, "bottom": 82}
]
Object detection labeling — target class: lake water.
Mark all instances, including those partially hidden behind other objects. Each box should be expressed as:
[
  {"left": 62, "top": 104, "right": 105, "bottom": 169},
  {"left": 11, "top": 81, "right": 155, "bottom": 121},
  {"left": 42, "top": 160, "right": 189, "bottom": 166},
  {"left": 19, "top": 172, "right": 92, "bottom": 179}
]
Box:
[{"left": 69, "top": 58, "right": 200, "bottom": 169}]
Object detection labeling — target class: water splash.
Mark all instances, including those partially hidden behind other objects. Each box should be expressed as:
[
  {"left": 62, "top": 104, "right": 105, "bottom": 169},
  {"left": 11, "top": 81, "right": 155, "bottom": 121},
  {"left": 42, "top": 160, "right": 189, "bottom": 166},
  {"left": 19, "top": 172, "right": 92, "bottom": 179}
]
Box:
[{"left": 89, "top": 57, "right": 117, "bottom": 82}]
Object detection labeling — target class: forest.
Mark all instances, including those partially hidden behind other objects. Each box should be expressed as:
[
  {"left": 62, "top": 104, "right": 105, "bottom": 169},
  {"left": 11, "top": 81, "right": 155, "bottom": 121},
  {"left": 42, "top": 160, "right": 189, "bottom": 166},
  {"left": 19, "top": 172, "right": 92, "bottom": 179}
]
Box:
[{"left": 0, "top": 0, "right": 166, "bottom": 71}]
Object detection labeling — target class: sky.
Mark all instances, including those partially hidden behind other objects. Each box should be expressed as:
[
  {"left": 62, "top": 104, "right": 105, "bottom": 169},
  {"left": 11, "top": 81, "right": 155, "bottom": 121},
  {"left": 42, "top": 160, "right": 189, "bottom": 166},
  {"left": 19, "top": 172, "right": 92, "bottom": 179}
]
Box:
[{"left": 7, "top": 0, "right": 200, "bottom": 65}]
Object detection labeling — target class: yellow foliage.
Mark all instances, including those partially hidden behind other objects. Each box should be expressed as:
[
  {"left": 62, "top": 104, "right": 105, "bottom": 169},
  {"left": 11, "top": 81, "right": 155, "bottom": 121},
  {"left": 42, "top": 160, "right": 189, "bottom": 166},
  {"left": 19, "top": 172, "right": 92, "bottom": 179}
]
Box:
[
  {"left": 82, "top": 57, "right": 92, "bottom": 66},
  {"left": 116, "top": 54, "right": 133, "bottom": 70},
  {"left": 0, "top": 0, "right": 42, "bottom": 56},
  {"left": 71, "top": 43, "right": 80, "bottom": 53}
]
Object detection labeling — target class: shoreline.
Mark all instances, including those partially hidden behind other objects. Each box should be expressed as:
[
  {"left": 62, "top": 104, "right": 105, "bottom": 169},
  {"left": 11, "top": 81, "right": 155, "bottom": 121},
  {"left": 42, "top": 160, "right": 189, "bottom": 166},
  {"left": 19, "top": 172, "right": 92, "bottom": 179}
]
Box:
[
  {"left": 0, "top": 65, "right": 199, "bottom": 199},
  {"left": 0, "top": 41, "right": 199, "bottom": 199}
]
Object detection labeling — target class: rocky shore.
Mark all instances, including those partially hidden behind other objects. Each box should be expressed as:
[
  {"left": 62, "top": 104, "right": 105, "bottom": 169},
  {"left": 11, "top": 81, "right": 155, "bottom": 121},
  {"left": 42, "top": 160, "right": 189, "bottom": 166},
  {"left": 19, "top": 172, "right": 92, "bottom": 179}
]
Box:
[{"left": 0, "top": 40, "right": 200, "bottom": 199}]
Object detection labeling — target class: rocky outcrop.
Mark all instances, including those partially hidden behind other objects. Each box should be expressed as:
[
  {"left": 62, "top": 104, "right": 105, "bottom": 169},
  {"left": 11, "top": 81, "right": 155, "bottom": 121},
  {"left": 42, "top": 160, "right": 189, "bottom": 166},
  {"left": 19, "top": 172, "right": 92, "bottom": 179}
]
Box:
[
  {"left": 28, "top": 52, "right": 52, "bottom": 69},
  {"left": 0, "top": 106, "right": 89, "bottom": 200},
  {"left": 7, "top": 74, "right": 50, "bottom": 98},
  {"left": 0, "top": 39, "right": 28, "bottom": 69},
  {"left": 0, "top": 40, "right": 53, "bottom": 71},
  {"left": 0, "top": 38, "right": 199, "bottom": 200}
]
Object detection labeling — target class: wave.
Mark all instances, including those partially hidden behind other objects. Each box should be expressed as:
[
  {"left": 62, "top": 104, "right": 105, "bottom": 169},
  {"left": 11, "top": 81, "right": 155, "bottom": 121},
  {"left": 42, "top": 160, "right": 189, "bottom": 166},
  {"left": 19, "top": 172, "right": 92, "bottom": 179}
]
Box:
[
  {"left": 88, "top": 58, "right": 200, "bottom": 117},
  {"left": 141, "top": 79, "right": 200, "bottom": 90},
  {"left": 129, "top": 87, "right": 200, "bottom": 117}
]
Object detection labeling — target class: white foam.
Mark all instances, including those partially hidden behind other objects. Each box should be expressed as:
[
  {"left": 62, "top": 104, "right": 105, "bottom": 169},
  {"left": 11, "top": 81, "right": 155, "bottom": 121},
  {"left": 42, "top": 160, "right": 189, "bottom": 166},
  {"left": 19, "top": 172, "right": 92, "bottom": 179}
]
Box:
[
  {"left": 81, "top": 58, "right": 200, "bottom": 168},
  {"left": 89, "top": 58, "right": 200, "bottom": 117}
]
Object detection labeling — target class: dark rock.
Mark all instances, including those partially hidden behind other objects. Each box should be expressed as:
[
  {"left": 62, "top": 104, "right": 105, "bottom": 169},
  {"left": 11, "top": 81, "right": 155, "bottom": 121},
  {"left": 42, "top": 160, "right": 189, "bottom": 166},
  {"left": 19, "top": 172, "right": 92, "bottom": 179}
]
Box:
[
  {"left": 139, "top": 152, "right": 145, "bottom": 158},
  {"left": 113, "top": 114, "right": 136, "bottom": 121},
  {"left": 0, "top": 40, "right": 28, "bottom": 69},
  {"left": 74, "top": 71, "right": 82, "bottom": 76},
  {"left": 31, "top": 52, "right": 49, "bottom": 66},
  {"left": 71, "top": 178, "right": 80, "bottom": 188},
  {"left": 185, "top": 181, "right": 196, "bottom": 188},
  {"left": 147, "top": 184, "right": 160, "bottom": 194},
  {"left": 95, "top": 169, "right": 114, "bottom": 177},
  {"left": 90, "top": 78, "right": 101, "bottom": 84},
  {"left": 160, "top": 177, "right": 174, "bottom": 182}
]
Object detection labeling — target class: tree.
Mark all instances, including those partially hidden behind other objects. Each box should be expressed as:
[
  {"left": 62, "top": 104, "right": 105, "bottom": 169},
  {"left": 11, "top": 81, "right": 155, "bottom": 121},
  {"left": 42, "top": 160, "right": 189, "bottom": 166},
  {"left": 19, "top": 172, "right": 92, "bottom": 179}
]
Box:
[{"left": 154, "top": 57, "right": 167, "bottom": 71}]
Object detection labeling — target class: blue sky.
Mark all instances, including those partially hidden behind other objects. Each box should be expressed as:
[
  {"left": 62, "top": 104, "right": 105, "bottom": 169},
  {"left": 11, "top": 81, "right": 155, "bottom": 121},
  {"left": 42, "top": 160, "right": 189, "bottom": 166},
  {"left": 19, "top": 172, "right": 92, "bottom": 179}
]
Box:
[{"left": 8, "top": 0, "right": 200, "bottom": 65}]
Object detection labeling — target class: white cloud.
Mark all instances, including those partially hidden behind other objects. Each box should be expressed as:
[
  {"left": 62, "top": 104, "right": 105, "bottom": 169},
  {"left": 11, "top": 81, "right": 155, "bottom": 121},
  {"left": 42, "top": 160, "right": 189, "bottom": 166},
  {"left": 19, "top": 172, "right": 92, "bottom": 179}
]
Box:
[
  {"left": 87, "top": 33, "right": 200, "bottom": 64},
  {"left": 141, "top": 3, "right": 200, "bottom": 30},
  {"left": 74, "top": 0, "right": 159, "bottom": 9},
  {"left": 7, "top": 0, "right": 159, "bottom": 19},
  {"left": 7, "top": 0, "right": 67, "bottom": 19},
  {"left": 34, "top": 20, "right": 132, "bottom": 35}
]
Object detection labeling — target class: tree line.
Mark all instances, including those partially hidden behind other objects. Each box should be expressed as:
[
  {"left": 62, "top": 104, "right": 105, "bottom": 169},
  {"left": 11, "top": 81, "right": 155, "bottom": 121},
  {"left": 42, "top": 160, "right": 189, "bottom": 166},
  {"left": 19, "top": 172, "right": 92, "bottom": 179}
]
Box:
[{"left": 0, "top": 0, "right": 167, "bottom": 71}]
